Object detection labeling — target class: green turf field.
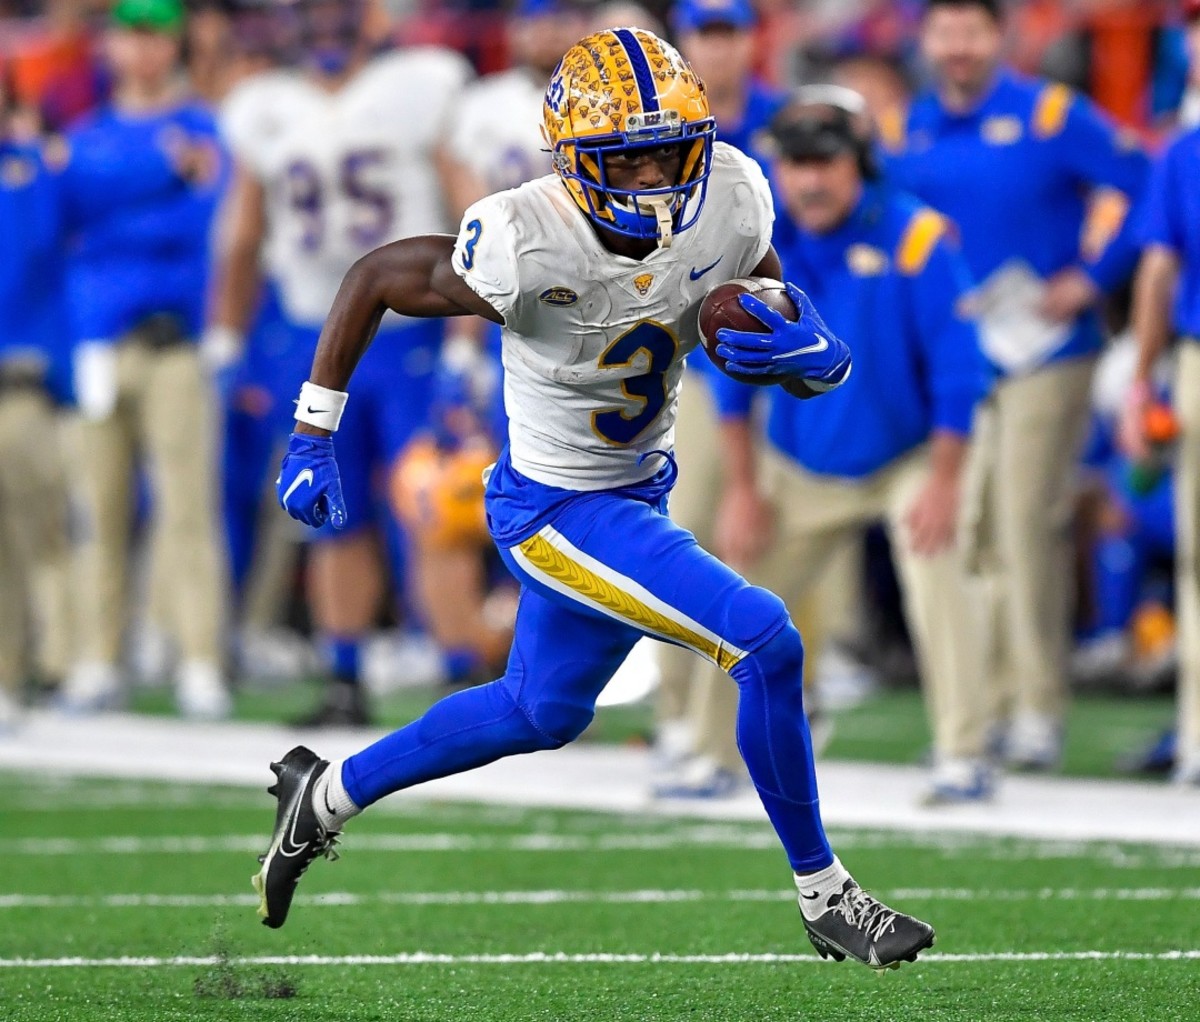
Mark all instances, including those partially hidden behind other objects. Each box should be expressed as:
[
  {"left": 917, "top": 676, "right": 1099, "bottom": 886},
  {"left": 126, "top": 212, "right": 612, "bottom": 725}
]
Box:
[{"left": 2, "top": 772, "right": 1197, "bottom": 1021}]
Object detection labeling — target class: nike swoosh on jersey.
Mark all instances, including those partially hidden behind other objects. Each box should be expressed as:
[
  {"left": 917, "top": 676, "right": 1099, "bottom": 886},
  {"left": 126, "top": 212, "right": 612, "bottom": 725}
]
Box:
[
  {"left": 771, "top": 334, "right": 830, "bottom": 360},
  {"left": 281, "top": 469, "right": 315, "bottom": 507},
  {"left": 689, "top": 256, "right": 723, "bottom": 280}
]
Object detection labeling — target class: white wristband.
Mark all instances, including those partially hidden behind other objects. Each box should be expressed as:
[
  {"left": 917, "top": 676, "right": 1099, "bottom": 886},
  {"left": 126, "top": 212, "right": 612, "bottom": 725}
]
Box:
[{"left": 295, "top": 380, "right": 349, "bottom": 432}]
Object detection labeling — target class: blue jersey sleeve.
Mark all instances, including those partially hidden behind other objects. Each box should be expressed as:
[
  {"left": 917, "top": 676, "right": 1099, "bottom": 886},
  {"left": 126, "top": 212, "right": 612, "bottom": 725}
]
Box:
[
  {"left": 1052, "top": 94, "right": 1149, "bottom": 291},
  {"left": 909, "top": 234, "right": 984, "bottom": 437}
]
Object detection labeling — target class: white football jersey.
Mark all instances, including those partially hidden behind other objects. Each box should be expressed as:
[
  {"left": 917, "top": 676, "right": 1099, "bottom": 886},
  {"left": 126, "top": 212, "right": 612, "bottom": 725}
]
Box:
[
  {"left": 446, "top": 67, "right": 550, "bottom": 194},
  {"left": 221, "top": 48, "right": 472, "bottom": 326},
  {"left": 452, "top": 143, "right": 774, "bottom": 491}
]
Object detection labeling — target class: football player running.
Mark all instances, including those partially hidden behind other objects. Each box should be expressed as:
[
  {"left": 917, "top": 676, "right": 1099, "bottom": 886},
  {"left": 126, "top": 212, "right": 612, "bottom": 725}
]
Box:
[
  {"left": 258, "top": 28, "right": 935, "bottom": 971},
  {"left": 208, "top": 0, "right": 472, "bottom": 724}
]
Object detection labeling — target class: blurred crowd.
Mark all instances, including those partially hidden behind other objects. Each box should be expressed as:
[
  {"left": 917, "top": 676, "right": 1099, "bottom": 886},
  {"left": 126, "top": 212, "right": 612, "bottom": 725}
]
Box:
[{"left": 1, "top": 0, "right": 1198, "bottom": 803}]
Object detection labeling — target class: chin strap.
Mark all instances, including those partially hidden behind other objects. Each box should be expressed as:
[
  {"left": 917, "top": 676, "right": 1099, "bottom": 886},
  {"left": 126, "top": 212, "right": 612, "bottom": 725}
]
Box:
[{"left": 647, "top": 197, "right": 675, "bottom": 249}]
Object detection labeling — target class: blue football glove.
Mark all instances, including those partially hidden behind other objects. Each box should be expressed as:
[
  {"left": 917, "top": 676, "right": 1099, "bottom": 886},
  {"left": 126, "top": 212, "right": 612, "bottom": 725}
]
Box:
[
  {"left": 714, "top": 282, "right": 852, "bottom": 391},
  {"left": 276, "top": 433, "right": 347, "bottom": 530}
]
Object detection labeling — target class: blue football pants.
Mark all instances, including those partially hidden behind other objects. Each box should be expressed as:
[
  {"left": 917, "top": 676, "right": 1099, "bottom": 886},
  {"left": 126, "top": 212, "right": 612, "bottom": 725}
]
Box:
[{"left": 342, "top": 485, "right": 834, "bottom": 872}]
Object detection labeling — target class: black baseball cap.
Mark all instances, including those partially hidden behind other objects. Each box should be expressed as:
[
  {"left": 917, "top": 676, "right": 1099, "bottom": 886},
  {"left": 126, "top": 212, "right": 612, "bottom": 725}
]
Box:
[{"left": 765, "top": 85, "right": 869, "bottom": 161}]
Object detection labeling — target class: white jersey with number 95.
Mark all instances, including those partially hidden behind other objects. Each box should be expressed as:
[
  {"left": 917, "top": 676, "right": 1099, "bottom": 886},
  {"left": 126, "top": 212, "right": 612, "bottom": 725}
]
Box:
[
  {"left": 451, "top": 143, "right": 775, "bottom": 491},
  {"left": 221, "top": 48, "right": 472, "bottom": 327}
]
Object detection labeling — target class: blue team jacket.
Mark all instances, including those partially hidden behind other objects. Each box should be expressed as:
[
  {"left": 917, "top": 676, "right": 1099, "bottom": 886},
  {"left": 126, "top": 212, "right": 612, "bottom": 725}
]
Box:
[
  {"left": 0, "top": 140, "right": 72, "bottom": 402},
  {"left": 60, "top": 101, "right": 224, "bottom": 343},
  {"left": 885, "top": 71, "right": 1148, "bottom": 374},
  {"left": 712, "top": 184, "right": 985, "bottom": 479},
  {"left": 1137, "top": 124, "right": 1200, "bottom": 339}
]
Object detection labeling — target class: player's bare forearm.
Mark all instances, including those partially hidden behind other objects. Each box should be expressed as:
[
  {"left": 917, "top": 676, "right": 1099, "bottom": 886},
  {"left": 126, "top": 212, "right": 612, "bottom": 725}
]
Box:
[
  {"left": 297, "top": 236, "right": 501, "bottom": 436},
  {"left": 1131, "top": 245, "right": 1179, "bottom": 382}
]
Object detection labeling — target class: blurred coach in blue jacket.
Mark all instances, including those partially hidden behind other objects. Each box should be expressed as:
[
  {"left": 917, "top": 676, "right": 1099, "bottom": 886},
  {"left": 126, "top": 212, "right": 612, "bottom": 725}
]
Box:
[
  {"left": 58, "top": 0, "right": 230, "bottom": 721},
  {"left": 886, "top": 0, "right": 1148, "bottom": 771},
  {"left": 697, "top": 87, "right": 992, "bottom": 805}
]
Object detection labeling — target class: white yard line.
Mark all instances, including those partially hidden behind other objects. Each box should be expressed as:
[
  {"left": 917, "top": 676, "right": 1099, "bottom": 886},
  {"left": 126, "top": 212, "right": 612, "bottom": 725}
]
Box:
[
  {"left": 1, "top": 950, "right": 1198, "bottom": 969},
  {"left": 5, "top": 831, "right": 1200, "bottom": 869},
  {"left": 3, "top": 887, "right": 1199, "bottom": 910}
]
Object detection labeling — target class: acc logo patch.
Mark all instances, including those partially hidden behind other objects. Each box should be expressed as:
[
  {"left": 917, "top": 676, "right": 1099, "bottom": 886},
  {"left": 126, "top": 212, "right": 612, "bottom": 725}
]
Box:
[
  {"left": 981, "top": 115, "right": 1022, "bottom": 145},
  {"left": 846, "top": 244, "right": 888, "bottom": 277},
  {"left": 538, "top": 286, "right": 579, "bottom": 306},
  {"left": 633, "top": 273, "right": 654, "bottom": 297}
]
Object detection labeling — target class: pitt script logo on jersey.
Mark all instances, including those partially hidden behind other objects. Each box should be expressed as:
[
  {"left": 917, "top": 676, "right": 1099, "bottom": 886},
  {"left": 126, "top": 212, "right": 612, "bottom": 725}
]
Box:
[{"left": 633, "top": 273, "right": 654, "bottom": 297}]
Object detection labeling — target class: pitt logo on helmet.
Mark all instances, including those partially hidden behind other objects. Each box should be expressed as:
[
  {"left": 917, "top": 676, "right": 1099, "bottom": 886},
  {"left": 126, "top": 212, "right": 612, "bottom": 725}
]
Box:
[{"left": 543, "top": 27, "right": 715, "bottom": 248}]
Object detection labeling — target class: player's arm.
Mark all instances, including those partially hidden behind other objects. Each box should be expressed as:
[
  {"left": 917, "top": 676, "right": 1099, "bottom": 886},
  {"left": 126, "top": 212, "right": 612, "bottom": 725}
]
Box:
[
  {"left": 717, "top": 243, "right": 852, "bottom": 400},
  {"left": 298, "top": 235, "right": 500, "bottom": 434},
  {"left": 278, "top": 235, "right": 500, "bottom": 530}
]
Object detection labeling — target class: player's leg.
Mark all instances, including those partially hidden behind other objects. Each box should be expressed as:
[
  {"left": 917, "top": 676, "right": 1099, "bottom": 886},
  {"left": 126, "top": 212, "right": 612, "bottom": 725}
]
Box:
[
  {"left": 295, "top": 321, "right": 441, "bottom": 725},
  {"left": 252, "top": 584, "right": 638, "bottom": 927},
  {"left": 498, "top": 491, "right": 933, "bottom": 967}
]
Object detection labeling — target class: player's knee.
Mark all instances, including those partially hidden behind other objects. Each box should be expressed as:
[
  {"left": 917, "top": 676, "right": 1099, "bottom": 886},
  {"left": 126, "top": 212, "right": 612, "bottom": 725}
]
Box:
[
  {"left": 519, "top": 696, "right": 595, "bottom": 748},
  {"left": 722, "top": 585, "right": 796, "bottom": 658},
  {"left": 746, "top": 622, "right": 805, "bottom": 688},
  {"left": 724, "top": 585, "right": 804, "bottom": 691}
]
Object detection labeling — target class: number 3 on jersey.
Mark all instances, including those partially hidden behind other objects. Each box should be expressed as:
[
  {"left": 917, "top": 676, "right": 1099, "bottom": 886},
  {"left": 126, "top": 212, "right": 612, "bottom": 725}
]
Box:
[
  {"left": 461, "top": 219, "right": 483, "bottom": 270},
  {"left": 592, "top": 321, "right": 678, "bottom": 446}
]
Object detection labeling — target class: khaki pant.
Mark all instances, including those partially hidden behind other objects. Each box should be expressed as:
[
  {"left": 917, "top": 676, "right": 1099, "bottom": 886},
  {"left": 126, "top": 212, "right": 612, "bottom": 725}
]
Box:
[
  {"left": 0, "top": 388, "right": 74, "bottom": 692},
  {"left": 1174, "top": 344, "right": 1200, "bottom": 756},
  {"left": 698, "top": 444, "right": 989, "bottom": 765},
  {"left": 71, "top": 339, "right": 226, "bottom": 666},
  {"left": 961, "top": 357, "right": 1095, "bottom": 727}
]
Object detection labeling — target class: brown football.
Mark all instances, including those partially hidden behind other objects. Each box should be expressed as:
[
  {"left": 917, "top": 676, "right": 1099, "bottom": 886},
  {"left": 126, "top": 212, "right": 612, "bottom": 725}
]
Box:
[{"left": 698, "top": 277, "right": 799, "bottom": 386}]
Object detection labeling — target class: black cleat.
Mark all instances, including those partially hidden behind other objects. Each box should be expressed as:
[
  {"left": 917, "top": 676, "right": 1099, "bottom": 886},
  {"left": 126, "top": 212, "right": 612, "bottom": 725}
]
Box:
[
  {"left": 251, "top": 746, "right": 340, "bottom": 928},
  {"left": 800, "top": 879, "right": 935, "bottom": 971},
  {"left": 290, "top": 682, "right": 371, "bottom": 728}
]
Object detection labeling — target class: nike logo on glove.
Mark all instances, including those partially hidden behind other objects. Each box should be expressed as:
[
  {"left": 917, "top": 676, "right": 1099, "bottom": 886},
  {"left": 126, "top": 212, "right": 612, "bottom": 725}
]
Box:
[
  {"left": 771, "top": 334, "right": 830, "bottom": 360},
  {"left": 281, "top": 469, "right": 315, "bottom": 507},
  {"left": 689, "top": 256, "right": 723, "bottom": 280}
]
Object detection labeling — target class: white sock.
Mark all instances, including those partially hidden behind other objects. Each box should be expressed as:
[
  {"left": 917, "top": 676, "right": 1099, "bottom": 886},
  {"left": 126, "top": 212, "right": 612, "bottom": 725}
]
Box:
[
  {"left": 794, "top": 856, "right": 852, "bottom": 920},
  {"left": 313, "top": 760, "right": 361, "bottom": 832}
]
